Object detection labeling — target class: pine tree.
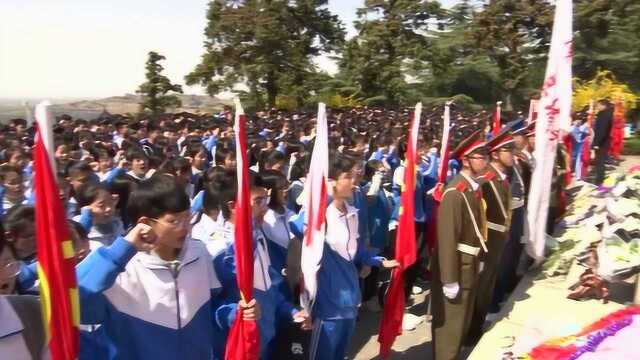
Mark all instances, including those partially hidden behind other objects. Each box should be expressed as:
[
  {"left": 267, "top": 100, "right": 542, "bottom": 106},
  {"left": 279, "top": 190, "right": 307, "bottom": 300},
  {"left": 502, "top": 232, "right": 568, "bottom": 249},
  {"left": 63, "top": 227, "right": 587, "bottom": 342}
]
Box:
[
  {"left": 336, "top": 0, "right": 445, "bottom": 107},
  {"left": 470, "top": 0, "right": 553, "bottom": 109},
  {"left": 137, "top": 51, "right": 183, "bottom": 117},
  {"left": 574, "top": 0, "right": 640, "bottom": 93},
  {"left": 186, "top": 0, "right": 344, "bottom": 109}
]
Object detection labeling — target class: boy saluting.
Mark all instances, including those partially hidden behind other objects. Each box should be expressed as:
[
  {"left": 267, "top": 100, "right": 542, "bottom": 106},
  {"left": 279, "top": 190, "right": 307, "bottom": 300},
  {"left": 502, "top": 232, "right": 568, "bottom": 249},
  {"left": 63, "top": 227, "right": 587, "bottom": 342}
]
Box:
[{"left": 77, "top": 175, "right": 259, "bottom": 360}]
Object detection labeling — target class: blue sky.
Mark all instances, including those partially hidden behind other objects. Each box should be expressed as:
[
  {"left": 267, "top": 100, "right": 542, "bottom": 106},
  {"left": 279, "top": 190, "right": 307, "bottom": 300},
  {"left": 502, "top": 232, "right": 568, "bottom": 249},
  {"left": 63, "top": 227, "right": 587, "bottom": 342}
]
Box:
[{"left": 0, "top": 0, "right": 458, "bottom": 98}]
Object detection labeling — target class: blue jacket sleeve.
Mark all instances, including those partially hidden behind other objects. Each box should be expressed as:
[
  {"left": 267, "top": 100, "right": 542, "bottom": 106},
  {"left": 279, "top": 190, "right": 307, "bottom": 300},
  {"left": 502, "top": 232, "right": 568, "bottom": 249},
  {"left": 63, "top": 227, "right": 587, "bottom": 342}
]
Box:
[
  {"left": 203, "top": 135, "right": 218, "bottom": 153},
  {"left": 77, "top": 207, "right": 94, "bottom": 232},
  {"left": 76, "top": 237, "right": 137, "bottom": 324},
  {"left": 288, "top": 210, "right": 305, "bottom": 240},
  {"left": 190, "top": 190, "right": 204, "bottom": 215},
  {"left": 101, "top": 167, "right": 126, "bottom": 186},
  {"left": 354, "top": 245, "right": 384, "bottom": 267},
  {"left": 210, "top": 287, "right": 238, "bottom": 331},
  {"left": 17, "top": 261, "right": 39, "bottom": 291}
]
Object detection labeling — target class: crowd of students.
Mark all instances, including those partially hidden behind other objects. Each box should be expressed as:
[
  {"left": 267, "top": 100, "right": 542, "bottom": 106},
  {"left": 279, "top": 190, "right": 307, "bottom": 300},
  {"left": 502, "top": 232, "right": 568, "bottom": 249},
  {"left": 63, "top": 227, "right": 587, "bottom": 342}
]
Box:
[{"left": 0, "top": 102, "right": 587, "bottom": 359}]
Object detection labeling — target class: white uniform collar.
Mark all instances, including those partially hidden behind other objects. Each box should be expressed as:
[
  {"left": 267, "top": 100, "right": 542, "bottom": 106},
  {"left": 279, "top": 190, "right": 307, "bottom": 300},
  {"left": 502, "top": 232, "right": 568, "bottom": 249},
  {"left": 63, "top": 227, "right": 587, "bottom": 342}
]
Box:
[
  {"left": 460, "top": 171, "right": 480, "bottom": 191},
  {"left": 491, "top": 164, "right": 507, "bottom": 180},
  {"left": 325, "top": 202, "right": 359, "bottom": 261}
]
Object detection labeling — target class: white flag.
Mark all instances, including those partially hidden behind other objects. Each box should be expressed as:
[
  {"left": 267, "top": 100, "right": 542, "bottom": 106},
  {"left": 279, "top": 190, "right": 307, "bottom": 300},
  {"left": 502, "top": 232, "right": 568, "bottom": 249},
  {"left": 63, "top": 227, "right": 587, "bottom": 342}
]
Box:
[
  {"left": 35, "top": 101, "right": 56, "bottom": 173},
  {"left": 526, "top": 0, "right": 573, "bottom": 263},
  {"left": 300, "top": 103, "right": 329, "bottom": 313}
]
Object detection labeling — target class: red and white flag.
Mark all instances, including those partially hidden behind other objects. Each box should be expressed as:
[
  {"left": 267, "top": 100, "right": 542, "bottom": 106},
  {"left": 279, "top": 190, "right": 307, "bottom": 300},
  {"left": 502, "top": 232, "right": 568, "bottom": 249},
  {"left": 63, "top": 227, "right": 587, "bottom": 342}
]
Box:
[
  {"left": 492, "top": 101, "right": 502, "bottom": 137},
  {"left": 225, "top": 98, "right": 260, "bottom": 360},
  {"left": 34, "top": 101, "right": 80, "bottom": 360},
  {"left": 300, "top": 103, "right": 329, "bottom": 313},
  {"left": 527, "top": 99, "right": 540, "bottom": 125},
  {"left": 527, "top": 0, "right": 573, "bottom": 263},
  {"left": 378, "top": 103, "right": 421, "bottom": 358}
]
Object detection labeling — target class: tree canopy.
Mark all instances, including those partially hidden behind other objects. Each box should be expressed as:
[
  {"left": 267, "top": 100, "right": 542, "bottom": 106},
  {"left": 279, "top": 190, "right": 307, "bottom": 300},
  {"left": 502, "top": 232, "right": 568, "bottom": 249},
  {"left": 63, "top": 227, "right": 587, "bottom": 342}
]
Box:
[
  {"left": 137, "top": 51, "right": 183, "bottom": 117},
  {"left": 187, "top": 0, "right": 639, "bottom": 111}
]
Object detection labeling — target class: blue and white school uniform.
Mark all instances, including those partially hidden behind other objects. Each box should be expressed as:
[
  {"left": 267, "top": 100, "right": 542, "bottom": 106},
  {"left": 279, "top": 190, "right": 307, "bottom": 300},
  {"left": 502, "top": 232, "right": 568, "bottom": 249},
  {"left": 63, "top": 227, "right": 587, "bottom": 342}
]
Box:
[
  {"left": 217, "top": 226, "right": 297, "bottom": 359},
  {"left": 310, "top": 203, "right": 385, "bottom": 360},
  {"left": 73, "top": 209, "right": 125, "bottom": 247},
  {"left": 258, "top": 208, "right": 295, "bottom": 274},
  {"left": 191, "top": 212, "right": 234, "bottom": 260},
  {"left": 77, "top": 237, "right": 236, "bottom": 360}
]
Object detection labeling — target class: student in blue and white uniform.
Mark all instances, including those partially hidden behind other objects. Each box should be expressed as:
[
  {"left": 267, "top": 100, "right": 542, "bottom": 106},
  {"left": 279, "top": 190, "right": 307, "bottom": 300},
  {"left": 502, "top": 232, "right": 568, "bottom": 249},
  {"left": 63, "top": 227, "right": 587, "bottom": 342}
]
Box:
[
  {"left": 309, "top": 155, "right": 398, "bottom": 360},
  {"left": 77, "top": 175, "right": 259, "bottom": 360}
]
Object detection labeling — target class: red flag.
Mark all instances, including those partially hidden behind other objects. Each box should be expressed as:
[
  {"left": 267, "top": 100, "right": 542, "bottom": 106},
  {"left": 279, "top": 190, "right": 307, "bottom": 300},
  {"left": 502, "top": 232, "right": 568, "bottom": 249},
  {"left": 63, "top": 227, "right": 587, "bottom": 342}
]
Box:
[
  {"left": 609, "top": 99, "right": 625, "bottom": 160},
  {"left": 33, "top": 101, "right": 79, "bottom": 360},
  {"left": 492, "top": 101, "right": 502, "bottom": 137},
  {"left": 378, "top": 103, "right": 421, "bottom": 358},
  {"left": 225, "top": 99, "right": 260, "bottom": 360}
]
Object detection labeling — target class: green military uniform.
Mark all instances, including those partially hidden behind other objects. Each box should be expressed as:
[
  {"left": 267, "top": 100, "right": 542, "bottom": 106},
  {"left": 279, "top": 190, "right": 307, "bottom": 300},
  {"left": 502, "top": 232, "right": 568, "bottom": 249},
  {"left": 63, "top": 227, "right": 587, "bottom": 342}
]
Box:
[
  {"left": 431, "top": 172, "right": 488, "bottom": 360},
  {"left": 467, "top": 163, "right": 512, "bottom": 343}
]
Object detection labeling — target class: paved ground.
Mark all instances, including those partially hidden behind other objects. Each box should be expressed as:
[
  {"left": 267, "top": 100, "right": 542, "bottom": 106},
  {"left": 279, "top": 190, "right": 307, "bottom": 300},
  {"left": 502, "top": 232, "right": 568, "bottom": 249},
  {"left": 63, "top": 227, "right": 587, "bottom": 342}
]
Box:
[
  {"left": 349, "top": 288, "right": 432, "bottom": 360},
  {"left": 347, "top": 155, "right": 640, "bottom": 360}
]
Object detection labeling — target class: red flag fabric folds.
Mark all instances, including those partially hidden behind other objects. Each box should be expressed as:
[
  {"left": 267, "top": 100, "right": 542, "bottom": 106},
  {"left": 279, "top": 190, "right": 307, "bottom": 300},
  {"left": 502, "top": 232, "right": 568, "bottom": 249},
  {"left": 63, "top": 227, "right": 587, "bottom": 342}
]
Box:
[
  {"left": 225, "top": 99, "right": 260, "bottom": 360},
  {"left": 34, "top": 101, "right": 79, "bottom": 360},
  {"left": 378, "top": 103, "right": 421, "bottom": 359}
]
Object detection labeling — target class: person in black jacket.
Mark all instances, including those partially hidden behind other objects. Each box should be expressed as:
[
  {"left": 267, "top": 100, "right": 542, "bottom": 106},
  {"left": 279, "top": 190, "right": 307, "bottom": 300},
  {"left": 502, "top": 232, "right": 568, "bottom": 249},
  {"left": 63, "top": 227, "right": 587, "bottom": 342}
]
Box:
[{"left": 592, "top": 99, "right": 613, "bottom": 185}]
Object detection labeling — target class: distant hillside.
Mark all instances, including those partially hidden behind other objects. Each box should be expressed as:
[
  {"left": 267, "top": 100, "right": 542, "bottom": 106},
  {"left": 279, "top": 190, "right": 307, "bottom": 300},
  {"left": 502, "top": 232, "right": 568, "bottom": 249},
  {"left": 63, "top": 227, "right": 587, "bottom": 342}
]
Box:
[{"left": 0, "top": 94, "right": 232, "bottom": 123}]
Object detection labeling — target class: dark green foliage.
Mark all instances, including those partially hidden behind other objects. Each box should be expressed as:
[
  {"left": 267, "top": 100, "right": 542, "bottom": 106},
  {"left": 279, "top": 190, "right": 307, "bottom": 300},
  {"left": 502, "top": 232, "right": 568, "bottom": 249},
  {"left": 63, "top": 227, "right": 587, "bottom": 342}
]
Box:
[
  {"left": 186, "top": 0, "right": 345, "bottom": 109},
  {"left": 137, "top": 51, "right": 183, "bottom": 117}
]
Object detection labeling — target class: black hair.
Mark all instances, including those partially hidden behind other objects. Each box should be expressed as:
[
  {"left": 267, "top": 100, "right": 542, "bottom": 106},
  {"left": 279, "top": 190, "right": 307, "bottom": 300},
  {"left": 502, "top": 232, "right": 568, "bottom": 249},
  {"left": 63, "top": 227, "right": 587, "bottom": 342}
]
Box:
[
  {"left": 65, "top": 160, "right": 94, "bottom": 178},
  {"left": 264, "top": 150, "right": 285, "bottom": 169},
  {"left": 202, "top": 182, "right": 222, "bottom": 213},
  {"left": 260, "top": 169, "right": 288, "bottom": 209},
  {"left": 156, "top": 157, "right": 191, "bottom": 177},
  {"left": 10, "top": 118, "right": 27, "bottom": 128},
  {"left": 209, "top": 168, "right": 237, "bottom": 220},
  {"left": 289, "top": 152, "right": 310, "bottom": 182},
  {"left": 126, "top": 174, "right": 190, "bottom": 223},
  {"left": 109, "top": 175, "right": 137, "bottom": 227},
  {"left": 214, "top": 146, "right": 235, "bottom": 166},
  {"left": 3, "top": 205, "right": 35, "bottom": 234},
  {"left": 75, "top": 182, "right": 109, "bottom": 208},
  {"left": 184, "top": 143, "right": 208, "bottom": 160},
  {"left": 364, "top": 159, "right": 383, "bottom": 182},
  {"left": 0, "top": 164, "right": 23, "bottom": 182},
  {"left": 68, "top": 220, "right": 88, "bottom": 243},
  {"left": 329, "top": 153, "right": 355, "bottom": 180},
  {"left": 125, "top": 147, "right": 148, "bottom": 162}
]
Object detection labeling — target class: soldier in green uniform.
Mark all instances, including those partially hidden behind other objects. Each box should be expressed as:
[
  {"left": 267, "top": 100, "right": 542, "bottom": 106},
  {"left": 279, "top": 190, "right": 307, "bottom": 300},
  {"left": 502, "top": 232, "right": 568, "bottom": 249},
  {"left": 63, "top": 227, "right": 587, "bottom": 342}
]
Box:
[
  {"left": 491, "top": 121, "right": 530, "bottom": 310},
  {"left": 467, "top": 129, "right": 514, "bottom": 344},
  {"left": 431, "top": 130, "right": 489, "bottom": 360}
]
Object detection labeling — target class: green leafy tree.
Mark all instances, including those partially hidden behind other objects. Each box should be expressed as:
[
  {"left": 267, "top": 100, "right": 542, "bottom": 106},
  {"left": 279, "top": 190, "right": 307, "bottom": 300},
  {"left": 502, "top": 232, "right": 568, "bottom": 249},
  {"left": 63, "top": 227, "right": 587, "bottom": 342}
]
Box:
[
  {"left": 336, "top": 0, "right": 445, "bottom": 107},
  {"left": 137, "top": 51, "right": 183, "bottom": 116},
  {"left": 186, "top": 0, "right": 344, "bottom": 109},
  {"left": 470, "top": 0, "right": 553, "bottom": 109},
  {"left": 574, "top": 0, "right": 640, "bottom": 93},
  {"left": 419, "top": 0, "right": 501, "bottom": 104}
]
